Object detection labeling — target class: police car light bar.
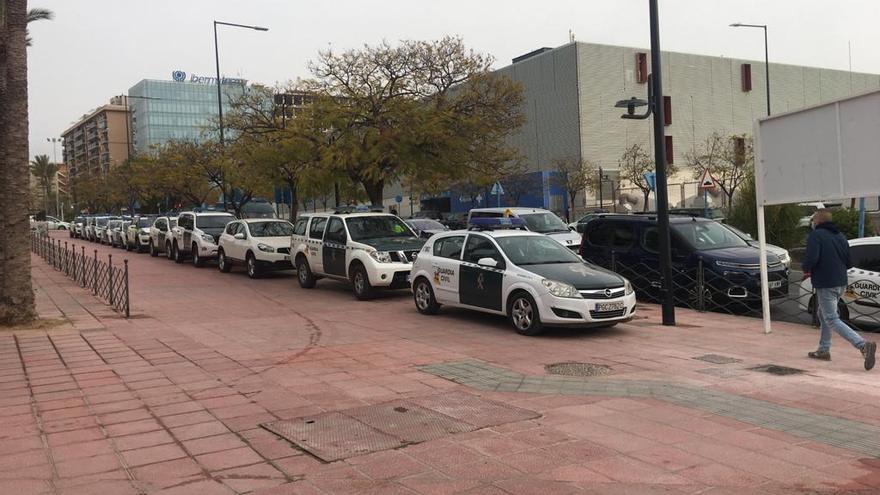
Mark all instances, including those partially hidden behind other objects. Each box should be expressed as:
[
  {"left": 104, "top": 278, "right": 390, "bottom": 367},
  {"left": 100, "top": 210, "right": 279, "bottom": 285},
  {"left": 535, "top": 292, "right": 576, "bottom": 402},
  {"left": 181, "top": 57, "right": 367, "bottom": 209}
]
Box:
[{"left": 467, "top": 217, "right": 527, "bottom": 231}]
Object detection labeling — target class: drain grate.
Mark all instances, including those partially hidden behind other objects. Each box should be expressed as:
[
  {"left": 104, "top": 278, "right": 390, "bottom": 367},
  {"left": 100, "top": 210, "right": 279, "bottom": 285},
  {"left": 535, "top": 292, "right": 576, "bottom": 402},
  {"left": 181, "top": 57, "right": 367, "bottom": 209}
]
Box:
[
  {"left": 748, "top": 364, "right": 805, "bottom": 376},
  {"left": 693, "top": 354, "right": 743, "bottom": 365},
  {"left": 545, "top": 362, "right": 612, "bottom": 377}
]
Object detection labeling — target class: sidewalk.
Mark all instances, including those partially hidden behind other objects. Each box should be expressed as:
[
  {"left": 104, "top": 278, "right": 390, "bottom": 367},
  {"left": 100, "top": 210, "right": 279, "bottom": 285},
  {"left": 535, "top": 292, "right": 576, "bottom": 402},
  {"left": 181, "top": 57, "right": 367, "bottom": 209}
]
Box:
[{"left": 0, "top": 244, "right": 878, "bottom": 494}]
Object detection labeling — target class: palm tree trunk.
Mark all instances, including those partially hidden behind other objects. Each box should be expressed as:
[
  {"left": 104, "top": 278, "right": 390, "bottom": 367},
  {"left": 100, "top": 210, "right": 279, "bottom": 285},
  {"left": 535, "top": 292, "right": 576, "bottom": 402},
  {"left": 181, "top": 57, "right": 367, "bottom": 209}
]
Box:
[{"left": 0, "top": 0, "right": 37, "bottom": 324}]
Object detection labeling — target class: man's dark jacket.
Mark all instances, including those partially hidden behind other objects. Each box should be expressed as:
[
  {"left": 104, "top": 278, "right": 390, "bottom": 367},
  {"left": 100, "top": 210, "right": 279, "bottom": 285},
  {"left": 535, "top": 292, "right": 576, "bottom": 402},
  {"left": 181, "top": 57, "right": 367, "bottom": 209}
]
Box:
[{"left": 802, "top": 222, "right": 851, "bottom": 289}]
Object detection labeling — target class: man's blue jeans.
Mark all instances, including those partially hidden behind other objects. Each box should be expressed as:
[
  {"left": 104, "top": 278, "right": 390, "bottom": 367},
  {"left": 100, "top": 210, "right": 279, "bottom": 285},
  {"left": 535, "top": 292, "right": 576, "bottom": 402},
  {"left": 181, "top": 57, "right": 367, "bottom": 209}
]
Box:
[{"left": 816, "top": 286, "right": 865, "bottom": 352}]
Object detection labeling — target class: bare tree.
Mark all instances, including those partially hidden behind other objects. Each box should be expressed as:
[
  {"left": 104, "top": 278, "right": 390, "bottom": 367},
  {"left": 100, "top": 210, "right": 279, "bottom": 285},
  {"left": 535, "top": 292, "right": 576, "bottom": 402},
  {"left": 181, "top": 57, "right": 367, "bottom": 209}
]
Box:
[
  {"left": 552, "top": 156, "right": 598, "bottom": 218},
  {"left": 619, "top": 143, "right": 677, "bottom": 212},
  {"left": 686, "top": 132, "right": 753, "bottom": 210}
]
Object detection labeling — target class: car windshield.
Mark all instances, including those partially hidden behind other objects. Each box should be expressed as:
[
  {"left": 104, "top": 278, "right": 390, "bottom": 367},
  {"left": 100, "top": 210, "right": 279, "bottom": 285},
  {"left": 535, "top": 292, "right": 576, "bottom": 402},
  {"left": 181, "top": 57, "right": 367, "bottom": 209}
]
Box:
[
  {"left": 248, "top": 221, "right": 294, "bottom": 237},
  {"left": 137, "top": 218, "right": 154, "bottom": 228},
  {"left": 672, "top": 221, "right": 748, "bottom": 250},
  {"left": 496, "top": 235, "right": 583, "bottom": 266},
  {"left": 346, "top": 216, "right": 413, "bottom": 241},
  {"left": 407, "top": 219, "right": 446, "bottom": 230},
  {"left": 97, "top": 218, "right": 109, "bottom": 226},
  {"left": 519, "top": 212, "right": 570, "bottom": 234},
  {"left": 169, "top": 218, "right": 177, "bottom": 228},
  {"left": 196, "top": 215, "right": 234, "bottom": 229}
]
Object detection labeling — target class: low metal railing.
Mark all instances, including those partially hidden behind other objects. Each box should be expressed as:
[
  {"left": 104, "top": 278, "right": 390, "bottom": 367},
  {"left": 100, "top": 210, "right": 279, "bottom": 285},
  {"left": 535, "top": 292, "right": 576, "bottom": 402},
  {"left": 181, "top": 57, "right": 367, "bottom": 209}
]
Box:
[{"left": 31, "top": 233, "right": 130, "bottom": 318}]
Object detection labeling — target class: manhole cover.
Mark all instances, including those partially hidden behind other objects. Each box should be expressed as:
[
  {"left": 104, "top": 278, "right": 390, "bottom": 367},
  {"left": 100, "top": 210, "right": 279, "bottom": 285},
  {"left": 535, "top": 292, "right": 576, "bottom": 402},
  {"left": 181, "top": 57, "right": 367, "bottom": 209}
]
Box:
[
  {"left": 693, "top": 354, "right": 742, "bottom": 365},
  {"left": 545, "top": 362, "right": 612, "bottom": 377},
  {"left": 748, "top": 364, "right": 805, "bottom": 376},
  {"left": 262, "top": 412, "right": 402, "bottom": 462},
  {"left": 347, "top": 401, "right": 473, "bottom": 443}
]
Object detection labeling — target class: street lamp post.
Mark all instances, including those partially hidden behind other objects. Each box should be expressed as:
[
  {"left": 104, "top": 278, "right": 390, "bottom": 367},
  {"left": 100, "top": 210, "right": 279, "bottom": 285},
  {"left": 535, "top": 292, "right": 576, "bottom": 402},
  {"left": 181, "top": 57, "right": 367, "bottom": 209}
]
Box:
[
  {"left": 730, "top": 23, "right": 770, "bottom": 116},
  {"left": 213, "top": 20, "right": 268, "bottom": 210},
  {"left": 47, "top": 137, "right": 61, "bottom": 218}
]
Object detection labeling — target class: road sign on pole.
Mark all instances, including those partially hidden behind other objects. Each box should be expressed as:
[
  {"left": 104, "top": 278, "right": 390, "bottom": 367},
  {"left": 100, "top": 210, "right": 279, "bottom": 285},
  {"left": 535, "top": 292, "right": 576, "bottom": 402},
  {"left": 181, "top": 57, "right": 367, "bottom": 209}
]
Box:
[
  {"left": 643, "top": 172, "right": 656, "bottom": 192},
  {"left": 698, "top": 169, "right": 717, "bottom": 190}
]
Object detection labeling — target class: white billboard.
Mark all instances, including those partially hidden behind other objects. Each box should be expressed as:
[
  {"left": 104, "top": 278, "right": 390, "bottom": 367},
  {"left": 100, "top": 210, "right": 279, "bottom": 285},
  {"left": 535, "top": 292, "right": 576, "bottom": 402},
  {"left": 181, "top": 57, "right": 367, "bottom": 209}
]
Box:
[{"left": 755, "top": 89, "right": 880, "bottom": 206}]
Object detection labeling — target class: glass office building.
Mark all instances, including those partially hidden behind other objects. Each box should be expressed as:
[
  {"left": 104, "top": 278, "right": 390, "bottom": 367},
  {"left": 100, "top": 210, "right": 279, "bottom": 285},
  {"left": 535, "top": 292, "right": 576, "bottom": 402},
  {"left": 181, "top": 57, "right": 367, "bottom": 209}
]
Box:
[{"left": 128, "top": 78, "right": 245, "bottom": 154}]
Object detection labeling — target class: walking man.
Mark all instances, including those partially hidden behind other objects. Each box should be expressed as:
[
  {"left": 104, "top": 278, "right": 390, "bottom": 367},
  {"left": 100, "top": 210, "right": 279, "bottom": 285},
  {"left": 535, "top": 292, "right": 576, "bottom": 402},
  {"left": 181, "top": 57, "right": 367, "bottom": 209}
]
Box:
[{"left": 803, "top": 209, "right": 875, "bottom": 370}]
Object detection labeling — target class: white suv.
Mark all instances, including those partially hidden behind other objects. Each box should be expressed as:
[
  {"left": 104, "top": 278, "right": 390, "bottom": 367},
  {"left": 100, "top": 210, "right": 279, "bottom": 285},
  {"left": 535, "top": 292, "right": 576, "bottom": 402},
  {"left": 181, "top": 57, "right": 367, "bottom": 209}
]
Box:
[
  {"left": 468, "top": 207, "right": 582, "bottom": 251},
  {"left": 290, "top": 212, "right": 425, "bottom": 299},
  {"left": 218, "top": 219, "right": 295, "bottom": 278},
  {"left": 170, "top": 211, "right": 235, "bottom": 267},
  {"left": 149, "top": 216, "right": 177, "bottom": 258}
]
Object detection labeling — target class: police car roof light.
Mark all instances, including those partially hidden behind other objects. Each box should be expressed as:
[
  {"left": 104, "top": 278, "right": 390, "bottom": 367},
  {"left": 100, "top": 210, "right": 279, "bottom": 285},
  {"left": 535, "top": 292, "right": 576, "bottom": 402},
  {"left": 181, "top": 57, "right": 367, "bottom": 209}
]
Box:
[{"left": 467, "top": 217, "right": 527, "bottom": 231}]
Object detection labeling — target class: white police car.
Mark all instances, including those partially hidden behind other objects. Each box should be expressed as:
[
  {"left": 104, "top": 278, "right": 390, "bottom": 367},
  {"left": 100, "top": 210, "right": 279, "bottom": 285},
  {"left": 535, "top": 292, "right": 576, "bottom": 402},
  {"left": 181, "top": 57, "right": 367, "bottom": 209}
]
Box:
[
  {"left": 290, "top": 211, "right": 426, "bottom": 299},
  {"left": 410, "top": 217, "right": 637, "bottom": 335},
  {"left": 468, "top": 207, "right": 582, "bottom": 251}
]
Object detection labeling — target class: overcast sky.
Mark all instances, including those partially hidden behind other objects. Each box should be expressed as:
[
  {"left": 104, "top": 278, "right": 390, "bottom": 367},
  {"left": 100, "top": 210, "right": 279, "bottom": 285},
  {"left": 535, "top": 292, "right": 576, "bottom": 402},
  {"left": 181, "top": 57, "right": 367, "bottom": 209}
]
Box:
[{"left": 27, "top": 0, "right": 880, "bottom": 161}]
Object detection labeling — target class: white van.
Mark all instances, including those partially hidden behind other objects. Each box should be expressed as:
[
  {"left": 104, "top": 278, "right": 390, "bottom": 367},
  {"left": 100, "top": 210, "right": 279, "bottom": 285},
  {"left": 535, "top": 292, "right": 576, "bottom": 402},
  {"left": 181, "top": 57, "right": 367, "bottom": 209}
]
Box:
[{"left": 467, "top": 207, "right": 582, "bottom": 251}]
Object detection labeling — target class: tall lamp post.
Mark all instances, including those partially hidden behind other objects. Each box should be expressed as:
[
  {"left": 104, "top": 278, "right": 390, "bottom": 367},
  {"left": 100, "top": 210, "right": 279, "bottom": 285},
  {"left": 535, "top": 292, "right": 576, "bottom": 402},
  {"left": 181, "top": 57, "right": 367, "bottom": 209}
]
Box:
[
  {"left": 730, "top": 23, "right": 770, "bottom": 116},
  {"left": 213, "top": 21, "right": 268, "bottom": 209},
  {"left": 613, "top": 0, "right": 675, "bottom": 325},
  {"left": 47, "top": 137, "right": 62, "bottom": 218}
]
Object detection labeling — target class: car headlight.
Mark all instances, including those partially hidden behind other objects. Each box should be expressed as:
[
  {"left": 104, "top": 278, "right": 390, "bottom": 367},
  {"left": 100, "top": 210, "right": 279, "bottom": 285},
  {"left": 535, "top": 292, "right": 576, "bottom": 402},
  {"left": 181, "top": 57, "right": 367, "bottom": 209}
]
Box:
[
  {"left": 624, "top": 278, "right": 634, "bottom": 295},
  {"left": 257, "top": 243, "right": 275, "bottom": 253},
  {"left": 201, "top": 233, "right": 215, "bottom": 243},
  {"left": 369, "top": 250, "right": 393, "bottom": 263},
  {"left": 541, "top": 279, "right": 582, "bottom": 299},
  {"left": 779, "top": 252, "right": 791, "bottom": 264}
]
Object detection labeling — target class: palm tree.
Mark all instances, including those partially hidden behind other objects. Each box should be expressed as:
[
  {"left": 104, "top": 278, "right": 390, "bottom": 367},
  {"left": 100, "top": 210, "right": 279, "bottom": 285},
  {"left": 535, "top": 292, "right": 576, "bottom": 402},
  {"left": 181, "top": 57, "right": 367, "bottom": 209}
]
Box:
[
  {"left": 26, "top": 7, "right": 52, "bottom": 46},
  {"left": 30, "top": 154, "right": 57, "bottom": 215},
  {"left": 0, "top": 0, "right": 38, "bottom": 324}
]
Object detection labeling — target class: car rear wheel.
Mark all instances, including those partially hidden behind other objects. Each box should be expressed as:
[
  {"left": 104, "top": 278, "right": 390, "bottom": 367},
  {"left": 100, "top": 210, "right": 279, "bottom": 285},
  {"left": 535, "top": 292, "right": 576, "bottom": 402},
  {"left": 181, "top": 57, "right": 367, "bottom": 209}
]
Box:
[
  {"left": 351, "top": 263, "right": 375, "bottom": 300},
  {"left": 413, "top": 278, "right": 440, "bottom": 315},
  {"left": 149, "top": 241, "right": 158, "bottom": 257},
  {"left": 173, "top": 242, "right": 183, "bottom": 264},
  {"left": 508, "top": 292, "right": 544, "bottom": 336},
  {"left": 296, "top": 256, "right": 316, "bottom": 288},
  {"left": 246, "top": 253, "right": 261, "bottom": 279},
  {"left": 218, "top": 249, "right": 231, "bottom": 273}
]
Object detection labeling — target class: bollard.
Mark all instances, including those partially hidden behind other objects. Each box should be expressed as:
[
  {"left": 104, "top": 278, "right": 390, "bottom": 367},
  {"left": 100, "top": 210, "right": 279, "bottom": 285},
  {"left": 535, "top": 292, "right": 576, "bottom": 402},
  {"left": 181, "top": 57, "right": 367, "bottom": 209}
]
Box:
[{"left": 123, "top": 259, "right": 130, "bottom": 318}]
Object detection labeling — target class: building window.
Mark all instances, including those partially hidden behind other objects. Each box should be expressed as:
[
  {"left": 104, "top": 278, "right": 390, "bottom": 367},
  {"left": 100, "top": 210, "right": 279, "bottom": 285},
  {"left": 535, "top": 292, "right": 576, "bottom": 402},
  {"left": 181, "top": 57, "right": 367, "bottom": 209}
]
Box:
[
  {"left": 663, "top": 96, "right": 672, "bottom": 126},
  {"left": 636, "top": 52, "right": 648, "bottom": 84},
  {"left": 741, "top": 63, "right": 752, "bottom": 92},
  {"left": 664, "top": 136, "right": 674, "bottom": 165},
  {"left": 733, "top": 136, "right": 746, "bottom": 165}
]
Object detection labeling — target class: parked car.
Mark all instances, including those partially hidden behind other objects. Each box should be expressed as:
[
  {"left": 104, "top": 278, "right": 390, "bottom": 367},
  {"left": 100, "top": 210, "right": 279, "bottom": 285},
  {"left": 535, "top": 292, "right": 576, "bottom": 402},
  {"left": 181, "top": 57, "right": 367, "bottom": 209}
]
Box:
[
  {"left": 106, "top": 219, "right": 124, "bottom": 247},
  {"left": 218, "top": 219, "right": 295, "bottom": 278},
  {"left": 468, "top": 207, "right": 581, "bottom": 251},
  {"left": 569, "top": 212, "right": 607, "bottom": 233},
  {"left": 149, "top": 216, "right": 177, "bottom": 258},
  {"left": 94, "top": 216, "right": 113, "bottom": 244},
  {"left": 579, "top": 214, "right": 789, "bottom": 310},
  {"left": 170, "top": 211, "right": 235, "bottom": 266},
  {"left": 405, "top": 218, "right": 449, "bottom": 239},
  {"left": 84, "top": 216, "right": 99, "bottom": 241},
  {"left": 239, "top": 198, "right": 277, "bottom": 219},
  {"left": 290, "top": 211, "right": 425, "bottom": 299},
  {"left": 410, "top": 217, "right": 636, "bottom": 335},
  {"left": 723, "top": 224, "right": 791, "bottom": 268},
  {"left": 30, "top": 215, "right": 70, "bottom": 232},
  {"left": 440, "top": 212, "right": 468, "bottom": 230},
  {"left": 72, "top": 215, "right": 86, "bottom": 238},
  {"left": 125, "top": 215, "right": 156, "bottom": 252},
  {"left": 799, "top": 236, "right": 880, "bottom": 326}
]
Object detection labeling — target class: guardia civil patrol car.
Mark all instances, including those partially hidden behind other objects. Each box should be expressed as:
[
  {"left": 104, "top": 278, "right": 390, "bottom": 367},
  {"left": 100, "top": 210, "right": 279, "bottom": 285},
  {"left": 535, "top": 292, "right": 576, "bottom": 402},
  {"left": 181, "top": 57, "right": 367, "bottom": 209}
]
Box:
[
  {"left": 290, "top": 210, "right": 426, "bottom": 299},
  {"left": 410, "top": 217, "right": 637, "bottom": 335}
]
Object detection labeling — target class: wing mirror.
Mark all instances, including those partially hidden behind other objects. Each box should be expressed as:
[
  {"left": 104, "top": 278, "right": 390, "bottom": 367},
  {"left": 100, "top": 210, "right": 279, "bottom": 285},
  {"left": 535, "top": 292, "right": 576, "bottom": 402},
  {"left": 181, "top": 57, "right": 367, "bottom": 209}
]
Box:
[
  {"left": 477, "top": 257, "right": 498, "bottom": 268},
  {"left": 233, "top": 232, "right": 246, "bottom": 240}
]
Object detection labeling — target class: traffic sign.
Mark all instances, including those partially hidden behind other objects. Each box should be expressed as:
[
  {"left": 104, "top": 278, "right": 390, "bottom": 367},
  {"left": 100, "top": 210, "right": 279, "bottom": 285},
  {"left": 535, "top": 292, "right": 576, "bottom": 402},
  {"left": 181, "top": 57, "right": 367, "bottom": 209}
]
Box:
[
  {"left": 643, "top": 172, "right": 656, "bottom": 192},
  {"left": 698, "top": 169, "right": 717, "bottom": 190},
  {"left": 490, "top": 182, "right": 505, "bottom": 195}
]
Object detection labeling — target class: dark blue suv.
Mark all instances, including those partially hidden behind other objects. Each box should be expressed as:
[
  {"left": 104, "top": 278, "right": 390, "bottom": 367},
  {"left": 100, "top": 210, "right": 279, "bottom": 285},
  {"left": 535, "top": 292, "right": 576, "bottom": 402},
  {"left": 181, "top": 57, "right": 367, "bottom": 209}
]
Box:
[{"left": 578, "top": 214, "right": 789, "bottom": 310}]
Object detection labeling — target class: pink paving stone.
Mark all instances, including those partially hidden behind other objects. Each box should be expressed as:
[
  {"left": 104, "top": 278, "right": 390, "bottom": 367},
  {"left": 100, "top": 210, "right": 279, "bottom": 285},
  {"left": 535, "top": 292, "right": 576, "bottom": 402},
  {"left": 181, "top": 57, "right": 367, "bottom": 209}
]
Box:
[
  {"left": 151, "top": 401, "right": 205, "bottom": 417},
  {"left": 221, "top": 412, "right": 278, "bottom": 432},
  {"left": 0, "top": 449, "right": 49, "bottom": 472},
  {"left": 170, "top": 421, "right": 231, "bottom": 441},
  {"left": 677, "top": 462, "right": 769, "bottom": 487},
  {"left": 121, "top": 443, "right": 188, "bottom": 467},
  {"left": 54, "top": 453, "right": 121, "bottom": 478},
  {"left": 351, "top": 451, "right": 430, "bottom": 480},
  {"left": 162, "top": 411, "right": 218, "bottom": 428},
  {"left": 458, "top": 434, "right": 534, "bottom": 457},
  {"left": 104, "top": 418, "right": 163, "bottom": 437},
  {"left": 210, "top": 403, "right": 269, "bottom": 419},
  {"left": 51, "top": 439, "right": 115, "bottom": 461},
  {"left": 215, "top": 463, "right": 287, "bottom": 493},
  {"left": 151, "top": 479, "right": 234, "bottom": 495},
  {"left": 40, "top": 406, "right": 92, "bottom": 422},
  {"left": 630, "top": 445, "right": 712, "bottom": 472},
  {"left": 493, "top": 477, "right": 582, "bottom": 495},
  {"left": 98, "top": 408, "right": 153, "bottom": 425},
  {"left": 130, "top": 457, "right": 203, "bottom": 484},
  {"left": 55, "top": 479, "right": 140, "bottom": 495},
  {"left": 113, "top": 429, "right": 175, "bottom": 451},
  {"left": 406, "top": 443, "right": 486, "bottom": 469},
  {"left": 182, "top": 433, "right": 247, "bottom": 455},
  {"left": 583, "top": 454, "right": 692, "bottom": 484},
  {"left": 0, "top": 436, "right": 43, "bottom": 457},
  {"left": 397, "top": 472, "right": 481, "bottom": 495},
  {"left": 47, "top": 427, "right": 106, "bottom": 447},
  {"left": 540, "top": 464, "right": 614, "bottom": 483},
  {"left": 272, "top": 454, "right": 325, "bottom": 477},
  {"left": 0, "top": 480, "right": 51, "bottom": 495},
  {"left": 195, "top": 446, "right": 264, "bottom": 471},
  {"left": 437, "top": 458, "right": 522, "bottom": 482}
]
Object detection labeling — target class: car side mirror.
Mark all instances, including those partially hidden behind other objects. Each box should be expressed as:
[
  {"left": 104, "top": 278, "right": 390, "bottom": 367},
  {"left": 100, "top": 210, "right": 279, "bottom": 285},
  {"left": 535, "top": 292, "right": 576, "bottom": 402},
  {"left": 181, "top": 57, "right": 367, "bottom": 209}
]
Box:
[
  {"left": 234, "top": 232, "right": 246, "bottom": 240},
  {"left": 477, "top": 257, "right": 498, "bottom": 268},
  {"left": 569, "top": 226, "right": 576, "bottom": 231},
  {"left": 576, "top": 224, "right": 586, "bottom": 234}
]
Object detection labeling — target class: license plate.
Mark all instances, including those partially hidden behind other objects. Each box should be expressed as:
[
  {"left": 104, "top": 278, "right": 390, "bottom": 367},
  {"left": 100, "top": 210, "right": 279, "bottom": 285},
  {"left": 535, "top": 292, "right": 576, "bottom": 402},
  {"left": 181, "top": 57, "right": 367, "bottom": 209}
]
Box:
[
  {"left": 768, "top": 280, "right": 783, "bottom": 289},
  {"left": 596, "top": 301, "right": 624, "bottom": 312},
  {"left": 283, "top": 255, "right": 290, "bottom": 261}
]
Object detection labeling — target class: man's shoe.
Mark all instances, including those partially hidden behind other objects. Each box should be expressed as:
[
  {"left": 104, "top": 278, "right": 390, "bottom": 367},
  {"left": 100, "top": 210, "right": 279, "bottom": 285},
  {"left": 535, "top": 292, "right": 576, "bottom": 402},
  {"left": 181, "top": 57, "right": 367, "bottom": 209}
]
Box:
[
  {"left": 862, "top": 341, "right": 876, "bottom": 371},
  {"left": 808, "top": 350, "right": 831, "bottom": 361}
]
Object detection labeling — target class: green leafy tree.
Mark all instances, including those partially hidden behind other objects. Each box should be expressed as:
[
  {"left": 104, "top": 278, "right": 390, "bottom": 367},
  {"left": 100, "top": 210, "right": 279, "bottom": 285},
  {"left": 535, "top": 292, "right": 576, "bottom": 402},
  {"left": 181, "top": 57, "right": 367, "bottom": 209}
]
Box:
[
  {"left": 310, "top": 36, "right": 525, "bottom": 206},
  {"left": 831, "top": 208, "right": 876, "bottom": 239}
]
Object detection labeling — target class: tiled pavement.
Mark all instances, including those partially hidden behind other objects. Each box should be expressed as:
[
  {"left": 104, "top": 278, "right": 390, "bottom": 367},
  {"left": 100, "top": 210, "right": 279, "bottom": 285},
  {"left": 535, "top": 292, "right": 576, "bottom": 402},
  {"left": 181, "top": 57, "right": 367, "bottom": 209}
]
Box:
[{"left": 1, "top": 231, "right": 879, "bottom": 494}]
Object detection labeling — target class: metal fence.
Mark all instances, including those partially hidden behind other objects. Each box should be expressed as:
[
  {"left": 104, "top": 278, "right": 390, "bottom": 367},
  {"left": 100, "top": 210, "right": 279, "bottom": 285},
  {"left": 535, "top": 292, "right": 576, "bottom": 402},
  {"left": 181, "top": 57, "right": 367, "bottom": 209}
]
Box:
[
  {"left": 31, "top": 233, "right": 130, "bottom": 318},
  {"left": 595, "top": 252, "right": 880, "bottom": 332}
]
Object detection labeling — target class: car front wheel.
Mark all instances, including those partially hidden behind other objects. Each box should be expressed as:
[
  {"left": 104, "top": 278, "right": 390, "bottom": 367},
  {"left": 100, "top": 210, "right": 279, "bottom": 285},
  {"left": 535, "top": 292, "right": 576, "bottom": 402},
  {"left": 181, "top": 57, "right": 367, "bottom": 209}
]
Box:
[
  {"left": 192, "top": 244, "right": 204, "bottom": 268},
  {"left": 246, "top": 253, "right": 261, "bottom": 279},
  {"left": 218, "top": 249, "right": 231, "bottom": 273},
  {"left": 508, "top": 292, "right": 544, "bottom": 336},
  {"left": 149, "top": 240, "right": 158, "bottom": 257},
  {"left": 350, "top": 264, "right": 376, "bottom": 300},
  {"left": 173, "top": 242, "right": 183, "bottom": 264},
  {"left": 413, "top": 278, "right": 440, "bottom": 315},
  {"left": 296, "top": 256, "right": 316, "bottom": 288}
]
